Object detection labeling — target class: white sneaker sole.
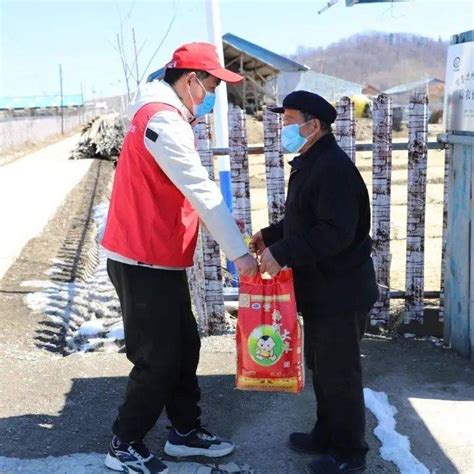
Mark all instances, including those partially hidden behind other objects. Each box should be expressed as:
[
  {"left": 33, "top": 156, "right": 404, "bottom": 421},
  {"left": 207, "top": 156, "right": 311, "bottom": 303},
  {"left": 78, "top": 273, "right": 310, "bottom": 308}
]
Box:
[
  {"left": 104, "top": 453, "right": 169, "bottom": 473},
  {"left": 104, "top": 454, "right": 125, "bottom": 472},
  {"left": 164, "top": 441, "right": 234, "bottom": 458}
]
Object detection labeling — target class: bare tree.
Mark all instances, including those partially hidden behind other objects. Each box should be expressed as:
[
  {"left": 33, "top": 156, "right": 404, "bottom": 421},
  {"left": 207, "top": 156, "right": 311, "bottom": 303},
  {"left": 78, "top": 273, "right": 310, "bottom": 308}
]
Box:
[{"left": 111, "top": 0, "right": 178, "bottom": 101}]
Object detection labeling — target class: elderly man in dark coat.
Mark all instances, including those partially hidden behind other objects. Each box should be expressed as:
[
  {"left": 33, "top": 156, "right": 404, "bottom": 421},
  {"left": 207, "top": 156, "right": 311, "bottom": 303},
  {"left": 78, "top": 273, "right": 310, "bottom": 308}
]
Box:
[{"left": 251, "top": 91, "right": 379, "bottom": 474}]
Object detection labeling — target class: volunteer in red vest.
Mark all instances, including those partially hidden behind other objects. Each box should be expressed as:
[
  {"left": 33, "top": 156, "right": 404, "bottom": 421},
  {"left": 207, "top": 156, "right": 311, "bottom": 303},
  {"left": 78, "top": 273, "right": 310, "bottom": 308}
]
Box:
[{"left": 101, "top": 42, "right": 257, "bottom": 474}]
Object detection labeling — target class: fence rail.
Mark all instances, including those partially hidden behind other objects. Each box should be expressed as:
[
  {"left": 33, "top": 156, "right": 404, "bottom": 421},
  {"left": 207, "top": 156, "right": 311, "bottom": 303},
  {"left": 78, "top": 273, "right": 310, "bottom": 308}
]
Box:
[{"left": 190, "top": 93, "right": 448, "bottom": 336}]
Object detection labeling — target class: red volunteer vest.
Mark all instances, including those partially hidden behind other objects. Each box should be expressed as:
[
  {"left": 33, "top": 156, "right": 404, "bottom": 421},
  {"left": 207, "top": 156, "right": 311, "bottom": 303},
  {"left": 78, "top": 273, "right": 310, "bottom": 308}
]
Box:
[{"left": 101, "top": 103, "right": 199, "bottom": 267}]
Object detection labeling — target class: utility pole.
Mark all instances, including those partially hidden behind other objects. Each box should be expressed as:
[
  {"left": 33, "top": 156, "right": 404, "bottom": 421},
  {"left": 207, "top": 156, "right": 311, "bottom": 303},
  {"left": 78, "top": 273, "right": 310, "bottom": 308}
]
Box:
[
  {"left": 205, "top": 0, "right": 238, "bottom": 283},
  {"left": 59, "top": 64, "right": 64, "bottom": 135},
  {"left": 80, "top": 80, "right": 85, "bottom": 122},
  {"left": 205, "top": 0, "right": 229, "bottom": 148}
]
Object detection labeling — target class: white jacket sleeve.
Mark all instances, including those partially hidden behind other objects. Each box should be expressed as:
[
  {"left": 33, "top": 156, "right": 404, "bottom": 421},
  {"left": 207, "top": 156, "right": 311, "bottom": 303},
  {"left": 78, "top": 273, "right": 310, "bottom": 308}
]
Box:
[{"left": 143, "top": 110, "right": 248, "bottom": 262}]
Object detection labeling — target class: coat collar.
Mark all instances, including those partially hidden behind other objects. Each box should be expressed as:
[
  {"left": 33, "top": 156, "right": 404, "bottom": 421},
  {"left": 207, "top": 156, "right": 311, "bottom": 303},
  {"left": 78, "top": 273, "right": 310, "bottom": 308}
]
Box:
[
  {"left": 128, "top": 80, "right": 194, "bottom": 123},
  {"left": 289, "top": 133, "right": 336, "bottom": 171}
]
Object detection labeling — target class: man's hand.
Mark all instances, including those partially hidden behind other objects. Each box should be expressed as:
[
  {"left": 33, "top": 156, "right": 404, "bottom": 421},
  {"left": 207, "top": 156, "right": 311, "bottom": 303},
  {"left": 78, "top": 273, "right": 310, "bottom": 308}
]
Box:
[
  {"left": 235, "top": 253, "right": 258, "bottom": 277},
  {"left": 249, "top": 231, "right": 266, "bottom": 256},
  {"left": 259, "top": 248, "right": 281, "bottom": 278},
  {"left": 235, "top": 217, "right": 245, "bottom": 233}
]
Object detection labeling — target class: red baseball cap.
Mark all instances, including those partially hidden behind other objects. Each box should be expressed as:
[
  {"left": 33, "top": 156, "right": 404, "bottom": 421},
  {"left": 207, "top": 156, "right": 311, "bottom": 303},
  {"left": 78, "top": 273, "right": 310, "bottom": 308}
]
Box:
[{"left": 165, "top": 42, "right": 244, "bottom": 84}]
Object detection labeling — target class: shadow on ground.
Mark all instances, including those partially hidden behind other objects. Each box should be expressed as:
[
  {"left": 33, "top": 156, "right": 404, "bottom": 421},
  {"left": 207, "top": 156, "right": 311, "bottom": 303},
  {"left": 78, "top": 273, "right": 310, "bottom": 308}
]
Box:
[{"left": 2, "top": 337, "right": 471, "bottom": 474}]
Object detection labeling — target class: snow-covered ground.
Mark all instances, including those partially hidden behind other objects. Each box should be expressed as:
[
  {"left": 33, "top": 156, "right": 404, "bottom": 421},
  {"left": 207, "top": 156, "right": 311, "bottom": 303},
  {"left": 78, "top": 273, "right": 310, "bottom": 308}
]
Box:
[
  {"left": 0, "top": 134, "right": 92, "bottom": 279},
  {"left": 25, "top": 203, "right": 123, "bottom": 353}
]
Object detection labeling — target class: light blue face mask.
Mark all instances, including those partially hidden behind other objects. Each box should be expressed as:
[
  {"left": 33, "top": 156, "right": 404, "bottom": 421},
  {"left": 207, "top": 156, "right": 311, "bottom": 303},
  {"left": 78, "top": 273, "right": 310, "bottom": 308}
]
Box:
[
  {"left": 281, "top": 122, "right": 313, "bottom": 153},
  {"left": 191, "top": 77, "right": 216, "bottom": 118}
]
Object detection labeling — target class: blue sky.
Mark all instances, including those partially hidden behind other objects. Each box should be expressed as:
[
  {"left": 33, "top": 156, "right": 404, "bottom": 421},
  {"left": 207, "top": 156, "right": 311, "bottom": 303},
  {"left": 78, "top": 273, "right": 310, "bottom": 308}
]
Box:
[{"left": 1, "top": 0, "right": 473, "bottom": 99}]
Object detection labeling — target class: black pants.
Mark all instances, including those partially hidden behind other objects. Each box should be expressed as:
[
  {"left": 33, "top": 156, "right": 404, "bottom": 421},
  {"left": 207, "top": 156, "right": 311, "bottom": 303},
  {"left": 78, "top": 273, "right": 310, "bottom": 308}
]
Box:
[
  {"left": 107, "top": 259, "right": 202, "bottom": 443},
  {"left": 301, "top": 306, "right": 369, "bottom": 460}
]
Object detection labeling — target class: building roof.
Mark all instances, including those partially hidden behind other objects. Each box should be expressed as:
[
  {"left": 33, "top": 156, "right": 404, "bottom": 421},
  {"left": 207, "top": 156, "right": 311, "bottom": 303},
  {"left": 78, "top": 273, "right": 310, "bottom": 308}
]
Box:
[
  {"left": 383, "top": 78, "right": 445, "bottom": 95},
  {"left": 0, "top": 94, "right": 83, "bottom": 110},
  {"left": 147, "top": 33, "right": 308, "bottom": 83},
  {"left": 222, "top": 33, "right": 308, "bottom": 74}
]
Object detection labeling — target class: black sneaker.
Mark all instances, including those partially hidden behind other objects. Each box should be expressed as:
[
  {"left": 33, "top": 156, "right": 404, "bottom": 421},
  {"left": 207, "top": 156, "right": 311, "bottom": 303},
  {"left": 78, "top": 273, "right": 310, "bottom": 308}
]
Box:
[
  {"left": 105, "top": 435, "right": 168, "bottom": 473},
  {"left": 306, "top": 454, "right": 366, "bottom": 474},
  {"left": 164, "top": 427, "right": 234, "bottom": 458},
  {"left": 288, "top": 431, "right": 329, "bottom": 455}
]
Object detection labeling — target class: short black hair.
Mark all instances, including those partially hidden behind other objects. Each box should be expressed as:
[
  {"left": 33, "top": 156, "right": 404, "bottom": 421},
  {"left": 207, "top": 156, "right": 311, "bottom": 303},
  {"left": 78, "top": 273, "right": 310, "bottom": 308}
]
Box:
[
  {"left": 302, "top": 110, "right": 332, "bottom": 133},
  {"left": 163, "top": 68, "right": 210, "bottom": 85}
]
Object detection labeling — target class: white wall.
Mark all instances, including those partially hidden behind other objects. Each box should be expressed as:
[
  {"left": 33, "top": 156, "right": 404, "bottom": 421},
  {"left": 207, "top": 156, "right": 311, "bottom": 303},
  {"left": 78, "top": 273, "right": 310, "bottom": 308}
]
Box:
[{"left": 0, "top": 109, "right": 99, "bottom": 154}]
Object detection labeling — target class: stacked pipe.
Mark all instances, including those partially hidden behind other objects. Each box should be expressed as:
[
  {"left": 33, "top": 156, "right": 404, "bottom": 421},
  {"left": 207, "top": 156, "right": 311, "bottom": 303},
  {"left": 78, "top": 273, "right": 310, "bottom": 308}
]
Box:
[{"left": 70, "top": 114, "right": 125, "bottom": 161}]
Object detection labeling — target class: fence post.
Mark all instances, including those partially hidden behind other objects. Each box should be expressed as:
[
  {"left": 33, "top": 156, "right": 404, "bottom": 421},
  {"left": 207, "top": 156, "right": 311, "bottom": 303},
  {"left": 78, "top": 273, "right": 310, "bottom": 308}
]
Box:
[
  {"left": 439, "top": 144, "right": 451, "bottom": 324},
  {"left": 195, "top": 116, "right": 227, "bottom": 334},
  {"left": 263, "top": 107, "right": 285, "bottom": 225},
  {"left": 335, "top": 97, "right": 356, "bottom": 163},
  {"left": 229, "top": 106, "right": 252, "bottom": 236},
  {"left": 190, "top": 122, "right": 209, "bottom": 335},
  {"left": 405, "top": 93, "right": 429, "bottom": 324},
  {"left": 371, "top": 94, "right": 393, "bottom": 326},
  {"left": 187, "top": 234, "right": 208, "bottom": 335}
]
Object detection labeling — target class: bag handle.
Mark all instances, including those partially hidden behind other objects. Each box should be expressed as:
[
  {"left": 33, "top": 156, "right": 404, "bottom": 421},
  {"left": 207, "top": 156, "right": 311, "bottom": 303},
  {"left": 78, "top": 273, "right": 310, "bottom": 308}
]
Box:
[{"left": 240, "top": 267, "right": 293, "bottom": 285}]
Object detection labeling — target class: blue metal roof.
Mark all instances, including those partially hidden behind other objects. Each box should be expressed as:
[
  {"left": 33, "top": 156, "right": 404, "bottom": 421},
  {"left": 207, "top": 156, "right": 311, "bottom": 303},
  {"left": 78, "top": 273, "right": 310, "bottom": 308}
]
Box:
[
  {"left": 147, "top": 68, "right": 165, "bottom": 83},
  {"left": 0, "top": 94, "right": 84, "bottom": 109},
  {"left": 222, "top": 33, "right": 308, "bottom": 73}
]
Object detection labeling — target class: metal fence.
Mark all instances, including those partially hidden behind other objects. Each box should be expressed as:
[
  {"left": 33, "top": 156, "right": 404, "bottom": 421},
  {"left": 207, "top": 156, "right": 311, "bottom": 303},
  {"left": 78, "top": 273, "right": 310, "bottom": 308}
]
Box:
[
  {"left": 0, "top": 108, "right": 99, "bottom": 155},
  {"left": 188, "top": 93, "right": 448, "bottom": 336}
]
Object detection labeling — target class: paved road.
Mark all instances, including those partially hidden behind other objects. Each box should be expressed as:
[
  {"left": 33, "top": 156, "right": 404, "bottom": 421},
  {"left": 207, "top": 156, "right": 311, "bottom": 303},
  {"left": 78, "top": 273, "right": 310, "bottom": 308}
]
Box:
[{"left": 0, "top": 134, "right": 92, "bottom": 279}]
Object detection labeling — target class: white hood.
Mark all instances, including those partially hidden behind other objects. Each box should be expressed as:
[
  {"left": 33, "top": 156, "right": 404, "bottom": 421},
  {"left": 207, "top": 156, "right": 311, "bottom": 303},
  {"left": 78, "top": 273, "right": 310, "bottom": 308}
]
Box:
[{"left": 128, "top": 80, "right": 193, "bottom": 122}]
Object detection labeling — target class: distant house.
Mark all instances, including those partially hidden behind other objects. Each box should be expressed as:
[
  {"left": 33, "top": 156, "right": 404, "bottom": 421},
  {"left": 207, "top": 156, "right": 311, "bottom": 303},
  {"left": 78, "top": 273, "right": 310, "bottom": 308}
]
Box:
[
  {"left": 383, "top": 78, "right": 445, "bottom": 109},
  {"left": 222, "top": 34, "right": 368, "bottom": 110}
]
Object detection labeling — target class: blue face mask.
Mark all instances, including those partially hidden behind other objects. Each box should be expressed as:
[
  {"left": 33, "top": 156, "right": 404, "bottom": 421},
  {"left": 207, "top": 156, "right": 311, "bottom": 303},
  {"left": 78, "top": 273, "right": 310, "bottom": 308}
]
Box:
[
  {"left": 191, "top": 77, "right": 216, "bottom": 118},
  {"left": 281, "top": 123, "right": 311, "bottom": 153}
]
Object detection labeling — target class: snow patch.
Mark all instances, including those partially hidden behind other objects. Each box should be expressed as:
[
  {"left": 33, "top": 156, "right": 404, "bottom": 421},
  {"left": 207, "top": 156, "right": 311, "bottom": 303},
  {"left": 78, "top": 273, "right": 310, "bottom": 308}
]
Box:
[
  {"left": 20, "top": 280, "right": 54, "bottom": 288},
  {"left": 77, "top": 319, "right": 105, "bottom": 336},
  {"left": 364, "top": 388, "right": 430, "bottom": 474},
  {"left": 107, "top": 324, "right": 125, "bottom": 340}
]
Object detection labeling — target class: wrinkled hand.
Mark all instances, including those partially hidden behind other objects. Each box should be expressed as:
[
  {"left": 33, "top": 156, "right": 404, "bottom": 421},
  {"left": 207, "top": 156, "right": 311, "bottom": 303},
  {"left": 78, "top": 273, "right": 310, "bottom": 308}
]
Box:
[
  {"left": 249, "top": 231, "right": 266, "bottom": 256},
  {"left": 235, "top": 253, "right": 258, "bottom": 277},
  {"left": 259, "top": 248, "right": 281, "bottom": 278}
]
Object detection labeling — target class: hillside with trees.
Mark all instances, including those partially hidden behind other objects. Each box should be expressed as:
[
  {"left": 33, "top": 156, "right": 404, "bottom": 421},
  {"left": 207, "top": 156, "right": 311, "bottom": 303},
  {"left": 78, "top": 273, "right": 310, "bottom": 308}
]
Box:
[{"left": 290, "top": 32, "right": 447, "bottom": 90}]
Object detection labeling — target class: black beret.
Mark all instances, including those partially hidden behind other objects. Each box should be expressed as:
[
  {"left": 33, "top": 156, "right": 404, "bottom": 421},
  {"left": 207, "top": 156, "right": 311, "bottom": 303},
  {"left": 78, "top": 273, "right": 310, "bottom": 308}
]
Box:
[{"left": 270, "top": 90, "right": 337, "bottom": 124}]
